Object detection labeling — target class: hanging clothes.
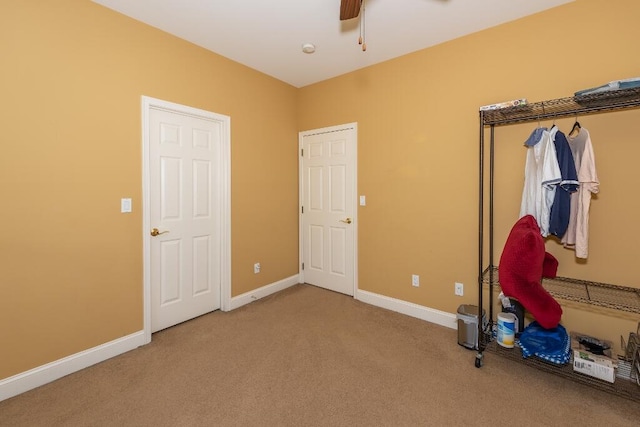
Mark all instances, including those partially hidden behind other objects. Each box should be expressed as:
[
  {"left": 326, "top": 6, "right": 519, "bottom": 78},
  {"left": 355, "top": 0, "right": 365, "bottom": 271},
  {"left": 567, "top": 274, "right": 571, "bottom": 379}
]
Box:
[
  {"left": 561, "top": 127, "right": 599, "bottom": 258},
  {"left": 520, "top": 128, "right": 562, "bottom": 237},
  {"left": 548, "top": 126, "right": 579, "bottom": 238},
  {"left": 524, "top": 127, "right": 546, "bottom": 147}
]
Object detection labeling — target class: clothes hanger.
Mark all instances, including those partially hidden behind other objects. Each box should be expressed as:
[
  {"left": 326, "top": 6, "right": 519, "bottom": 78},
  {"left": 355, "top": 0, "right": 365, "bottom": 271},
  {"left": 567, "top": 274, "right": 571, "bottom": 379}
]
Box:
[
  {"left": 569, "top": 114, "right": 581, "bottom": 137},
  {"left": 524, "top": 115, "right": 546, "bottom": 147}
]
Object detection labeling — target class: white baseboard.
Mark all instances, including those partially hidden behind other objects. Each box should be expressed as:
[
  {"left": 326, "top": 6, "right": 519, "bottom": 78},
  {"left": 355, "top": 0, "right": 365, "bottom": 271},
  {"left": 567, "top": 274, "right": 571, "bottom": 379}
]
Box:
[
  {"left": 0, "top": 330, "right": 146, "bottom": 402},
  {"left": 355, "top": 289, "right": 457, "bottom": 330},
  {"left": 228, "top": 274, "right": 300, "bottom": 311},
  {"left": 1, "top": 280, "right": 449, "bottom": 403}
]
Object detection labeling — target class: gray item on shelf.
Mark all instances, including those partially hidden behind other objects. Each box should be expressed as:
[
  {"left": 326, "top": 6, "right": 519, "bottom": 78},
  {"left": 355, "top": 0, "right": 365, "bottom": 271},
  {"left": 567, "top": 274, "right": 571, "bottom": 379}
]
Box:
[{"left": 575, "top": 77, "right": 640, "bottom": 96}]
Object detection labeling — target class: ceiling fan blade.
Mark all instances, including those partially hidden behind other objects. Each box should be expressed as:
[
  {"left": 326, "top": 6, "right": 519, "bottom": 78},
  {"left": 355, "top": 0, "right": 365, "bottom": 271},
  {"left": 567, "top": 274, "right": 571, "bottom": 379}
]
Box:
[{"left": 340, "top": 0, "right": 362, "bottom": 21}]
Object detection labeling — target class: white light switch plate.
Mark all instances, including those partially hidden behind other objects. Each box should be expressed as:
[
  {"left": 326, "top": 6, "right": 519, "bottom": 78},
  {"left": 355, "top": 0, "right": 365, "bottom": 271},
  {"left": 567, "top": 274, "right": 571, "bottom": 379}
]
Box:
[
  {"left": 359, "top": 195, "right": 366, "bottom": 206},
  {"left": 121, "top": 198, "right": 132, "bottom": 213}
]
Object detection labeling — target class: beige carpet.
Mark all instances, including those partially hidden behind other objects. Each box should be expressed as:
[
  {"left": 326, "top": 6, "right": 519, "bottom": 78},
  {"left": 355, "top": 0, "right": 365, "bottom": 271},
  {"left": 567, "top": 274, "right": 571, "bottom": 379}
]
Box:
[{"left": 1, "top": 284, "right": 638, "bottom": 426}]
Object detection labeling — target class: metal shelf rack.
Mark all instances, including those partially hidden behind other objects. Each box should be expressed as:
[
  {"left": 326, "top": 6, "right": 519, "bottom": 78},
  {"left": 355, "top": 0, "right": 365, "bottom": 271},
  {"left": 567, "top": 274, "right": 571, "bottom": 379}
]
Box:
[
  {"left": 480, "top": 87, "right": 640, "bottom": 126},
  {"left": 482, "top": 266, "right": 640, "bottom": 315},
  {"left": 476, "top": 87, "right": 640, "bottom": 400}
]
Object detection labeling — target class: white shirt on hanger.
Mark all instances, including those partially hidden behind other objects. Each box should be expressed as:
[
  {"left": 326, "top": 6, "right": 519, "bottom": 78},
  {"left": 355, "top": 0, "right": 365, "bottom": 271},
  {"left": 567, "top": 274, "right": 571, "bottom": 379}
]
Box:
[
  {"left": 519, "top": 128, "right": 562, "bottom": 237},
  {"left": 561, "top": 127, "right": 599, "bottom": 258}
]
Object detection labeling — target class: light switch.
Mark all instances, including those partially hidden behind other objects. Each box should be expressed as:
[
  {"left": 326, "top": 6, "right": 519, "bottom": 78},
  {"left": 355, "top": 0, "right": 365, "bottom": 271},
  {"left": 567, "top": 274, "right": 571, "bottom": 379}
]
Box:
[
  {"left": 121, "top": 198, "right": 132, "bottom": 213},
  {"left": 359, "top": 195, "right": 366, "bottom": 206}
]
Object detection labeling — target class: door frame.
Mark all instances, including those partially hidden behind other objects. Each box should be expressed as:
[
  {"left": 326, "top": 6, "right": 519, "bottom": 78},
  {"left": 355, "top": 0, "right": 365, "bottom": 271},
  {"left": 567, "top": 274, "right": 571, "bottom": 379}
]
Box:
[
  {"left": 298, "top": 122, "right": 358, "bottom": 296},
  {"left": 141, "top": 96, "right": 231, "bottom": 344}
]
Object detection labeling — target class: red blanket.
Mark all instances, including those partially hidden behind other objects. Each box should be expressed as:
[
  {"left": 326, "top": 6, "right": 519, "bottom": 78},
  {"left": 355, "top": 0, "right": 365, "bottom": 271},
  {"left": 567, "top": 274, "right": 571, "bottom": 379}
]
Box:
[{"left": 499, "top": 215, "right": 562, "bottom": 329}]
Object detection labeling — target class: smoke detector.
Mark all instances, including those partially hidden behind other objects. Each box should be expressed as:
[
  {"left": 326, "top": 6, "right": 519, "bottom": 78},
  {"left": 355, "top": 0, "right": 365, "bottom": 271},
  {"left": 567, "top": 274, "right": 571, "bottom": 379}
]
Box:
[{"left": 301, "top": 43, "right": 316, "bottom": 54}]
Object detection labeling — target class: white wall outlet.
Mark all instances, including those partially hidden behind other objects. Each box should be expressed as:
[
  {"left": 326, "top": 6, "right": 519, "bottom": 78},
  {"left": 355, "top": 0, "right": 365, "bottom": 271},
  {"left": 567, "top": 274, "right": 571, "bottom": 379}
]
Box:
[
  {"left": 412, "top": 274, "right": 420, "bottom": 287},
  {"left": 455, "top": 282, "right": 464, "bottom": 296},
  {"left": 254, "top": 263, "right": 261, "bottom": 274}
]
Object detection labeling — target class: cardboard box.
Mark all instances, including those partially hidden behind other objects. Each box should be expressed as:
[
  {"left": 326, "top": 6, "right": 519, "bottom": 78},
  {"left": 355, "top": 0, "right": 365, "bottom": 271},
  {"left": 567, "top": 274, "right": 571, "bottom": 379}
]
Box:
[
  {"left": 573, "top": 349, "right": 616, "bottom": 383},
  {"left": 571, "top": 333, "right": 613, "bottom": 358},
  {"left": 571, "top": 332, "right": 617, "bottom": 383},
  {"left": 479, "top": 98, "right": 527, "bottom": 111}
]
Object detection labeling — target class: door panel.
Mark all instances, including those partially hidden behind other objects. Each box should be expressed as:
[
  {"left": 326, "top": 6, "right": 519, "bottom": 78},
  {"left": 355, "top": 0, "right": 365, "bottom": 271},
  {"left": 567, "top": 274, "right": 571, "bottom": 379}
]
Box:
[
  {"left": 301, "top": 125, "right": 356, "bottom": 296},
  {"left": 150, "top": 108, "right": 222, "bottom": 332},
  {"left": 160, "top": 240, "right": 181, "bottom": 304}
]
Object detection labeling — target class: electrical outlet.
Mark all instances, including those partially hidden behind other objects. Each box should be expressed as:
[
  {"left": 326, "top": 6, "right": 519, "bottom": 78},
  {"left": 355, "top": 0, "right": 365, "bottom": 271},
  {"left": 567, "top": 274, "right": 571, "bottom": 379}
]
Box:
[
  {"left": 254, "top": 263, "right": 261, "bottom": 274},
  {"left": 455, "top": 282, "right": 464, "bottom": 296},
  {"left": 412, "top": 274, "right": 420, "bottom": 287}
]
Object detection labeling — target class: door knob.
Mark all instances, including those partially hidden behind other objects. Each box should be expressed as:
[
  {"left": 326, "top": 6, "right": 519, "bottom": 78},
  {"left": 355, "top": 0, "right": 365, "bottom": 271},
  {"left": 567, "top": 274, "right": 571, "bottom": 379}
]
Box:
[
  {"left": 150, "top": 228, "right": 169, "bottom": 237},
  {"left": 339, "top": 218, "right": 352, "bottom": 224}
]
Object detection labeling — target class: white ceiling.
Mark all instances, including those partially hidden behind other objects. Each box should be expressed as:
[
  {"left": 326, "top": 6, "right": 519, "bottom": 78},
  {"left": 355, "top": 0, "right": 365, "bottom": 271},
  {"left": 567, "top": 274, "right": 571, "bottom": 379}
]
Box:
[{"left": 92, "top": 0, "right": 573, "bottom": 88}]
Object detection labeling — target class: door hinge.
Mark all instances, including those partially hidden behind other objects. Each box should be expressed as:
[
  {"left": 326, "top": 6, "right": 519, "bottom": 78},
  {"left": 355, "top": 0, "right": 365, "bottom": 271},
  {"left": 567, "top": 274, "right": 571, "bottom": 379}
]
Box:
[
  {"left": 302, "top": 262, "right": 304, "bottom": 270},
  {"left": 300, "top": 148, "right": 303, "bottom": 156},
  {"left": 301, "top": 206, "right": 304, "bottom": 214}
]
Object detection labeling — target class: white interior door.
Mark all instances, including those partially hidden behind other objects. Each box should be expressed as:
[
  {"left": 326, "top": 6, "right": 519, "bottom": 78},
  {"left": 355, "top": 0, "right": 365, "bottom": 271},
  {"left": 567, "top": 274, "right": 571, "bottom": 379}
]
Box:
[
  {"left": 146, "top": 102, "right": 229, "bottom": 333},
  {"left": 300, "top": 124, "right": 357, "bottom": 296}
]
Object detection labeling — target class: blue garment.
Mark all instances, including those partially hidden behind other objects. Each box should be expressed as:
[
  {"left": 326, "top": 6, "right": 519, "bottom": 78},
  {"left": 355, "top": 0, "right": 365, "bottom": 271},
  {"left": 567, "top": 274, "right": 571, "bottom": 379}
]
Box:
[
  {"left": 524, "top": 127, "right": 546, "bottom": 147},
  {"left": 518, "top": 321, "right": 571, "bottom": 365},
  {"left": 548, "top": 127, "right": 579, "bottom": 238}
]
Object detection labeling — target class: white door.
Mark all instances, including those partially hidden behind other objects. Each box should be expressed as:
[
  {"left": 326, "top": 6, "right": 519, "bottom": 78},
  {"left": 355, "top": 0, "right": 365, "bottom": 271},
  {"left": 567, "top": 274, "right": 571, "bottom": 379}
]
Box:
[
  {"left": 300, "top": 124, "right": 357, "bottom": 296},
  {"left": 148, "top": 104, "right": 226, "bottom": 332}
]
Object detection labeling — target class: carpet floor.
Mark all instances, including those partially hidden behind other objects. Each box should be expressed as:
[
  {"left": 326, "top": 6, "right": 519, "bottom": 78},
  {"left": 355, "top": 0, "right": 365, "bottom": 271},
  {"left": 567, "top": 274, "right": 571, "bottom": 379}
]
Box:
[{"left": 1, "top": 284, "right": 638, "bottom": 426}]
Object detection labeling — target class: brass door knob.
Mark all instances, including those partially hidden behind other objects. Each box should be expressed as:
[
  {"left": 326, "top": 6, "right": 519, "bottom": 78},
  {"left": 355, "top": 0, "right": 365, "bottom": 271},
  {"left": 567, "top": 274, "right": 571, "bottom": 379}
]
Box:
[
  {"left": 339, "top": 218, "right": 352, "bottom": 224},
  {"left": 150, "top": 228, "right": 169, "bottom": 237}
]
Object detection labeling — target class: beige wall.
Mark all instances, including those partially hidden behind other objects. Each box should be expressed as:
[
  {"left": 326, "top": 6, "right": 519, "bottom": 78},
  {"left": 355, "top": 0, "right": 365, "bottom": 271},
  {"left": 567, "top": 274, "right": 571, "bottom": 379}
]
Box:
[
  {"left": 0, "top": 0, "right": 298, "bottom": 378},
  {"left": 2, "top": 0, "right": 639, "bottom": 381},
  {"left": 298, "top": 0, "right": 640, "bottom": 351}
]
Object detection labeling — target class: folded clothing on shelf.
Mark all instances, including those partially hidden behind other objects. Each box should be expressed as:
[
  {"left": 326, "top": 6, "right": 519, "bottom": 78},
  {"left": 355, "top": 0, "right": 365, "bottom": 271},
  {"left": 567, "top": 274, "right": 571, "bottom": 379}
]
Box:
[{"left": 575, "top": 77, "right": 640, "bottom": 96}]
